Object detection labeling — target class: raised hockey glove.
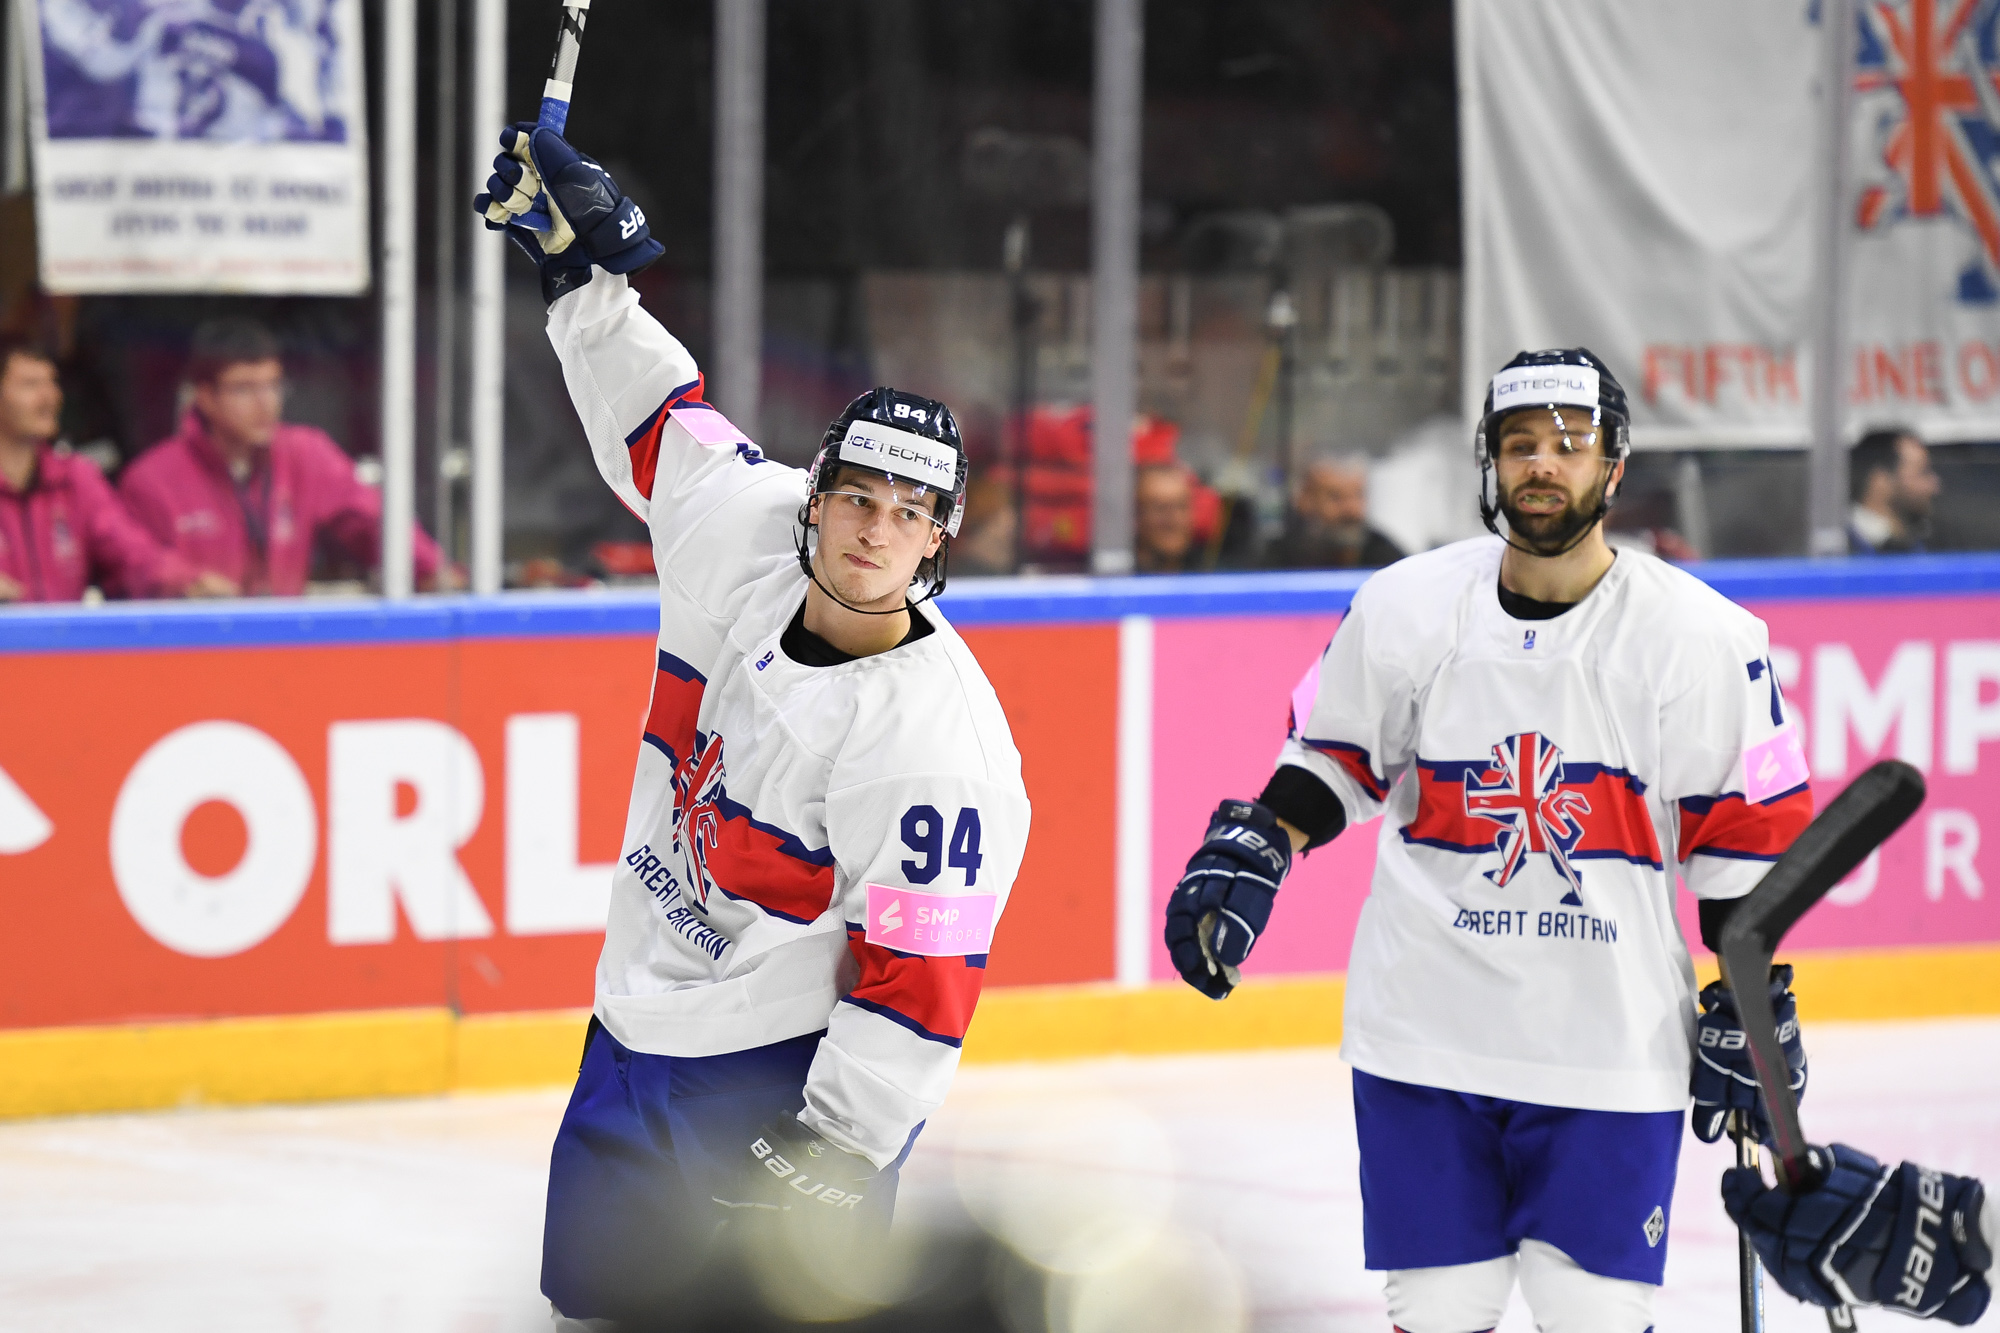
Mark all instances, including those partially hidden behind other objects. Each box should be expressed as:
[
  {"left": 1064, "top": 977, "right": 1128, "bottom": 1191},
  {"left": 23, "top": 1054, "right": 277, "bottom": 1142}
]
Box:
[
  {"left": 712, "top": 1113, "right": 879, "bottom": 1222},
  {"left": 1722, "top": 1144, "right": 1993, "bottom": 1324},
  {"left": 1691, "top": 963, "right": 1807, "bottom": 1145},
  {"left": 473, "top": 124, "right": 662, "bottom": 303},
  {"left": 1165, "top": 798, "right": 1292, "bottom": 1000}
]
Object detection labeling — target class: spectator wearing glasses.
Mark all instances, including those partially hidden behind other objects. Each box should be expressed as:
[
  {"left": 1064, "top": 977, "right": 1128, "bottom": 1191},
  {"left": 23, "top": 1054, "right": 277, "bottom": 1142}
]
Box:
[
  {"left": 120, "top": 318, "right": 457, "bottom": 595},
  {"left": 0, "top": 334, "right": 225, "bottom": 603},
  {"left": 1848, "top": 426, "right": 1940, "bottom": 555}
]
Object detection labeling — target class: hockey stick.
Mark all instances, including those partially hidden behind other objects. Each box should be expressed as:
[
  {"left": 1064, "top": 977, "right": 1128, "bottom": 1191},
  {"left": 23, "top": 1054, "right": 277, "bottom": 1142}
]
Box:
[
  {"left": 1732, "top": 1113, "right": 1768, "bottom": 1332},
  {"left": 1717, "top": 757, "right": 1925, "bottom": 1332},
  {"left": 518, "top": 0, "right": 591, "bottom": 232}
]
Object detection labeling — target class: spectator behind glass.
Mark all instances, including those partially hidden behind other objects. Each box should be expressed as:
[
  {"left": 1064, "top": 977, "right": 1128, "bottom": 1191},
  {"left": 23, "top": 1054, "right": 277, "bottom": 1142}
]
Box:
[
  {"left": 1135, "top": 463, "right": 1195, "bottom": 574},
  {"left": 1268, "top": 453, "right": 1406, "bottom": 570},
  {"left": 1849, "top": 426, "right": 1940, "bottom": 554},
  {"left": 120, "top": 318, "right": 459, "bottom": 595},
  {"left": 0, "top": 335, "right": 229, "bottom": 603}
]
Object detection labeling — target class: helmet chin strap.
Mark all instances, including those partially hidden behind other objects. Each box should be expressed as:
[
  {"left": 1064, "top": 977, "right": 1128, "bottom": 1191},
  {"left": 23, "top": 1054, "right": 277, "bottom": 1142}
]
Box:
[{"left": 1481, "top": 459, "right": 1620, "bottom": 561}]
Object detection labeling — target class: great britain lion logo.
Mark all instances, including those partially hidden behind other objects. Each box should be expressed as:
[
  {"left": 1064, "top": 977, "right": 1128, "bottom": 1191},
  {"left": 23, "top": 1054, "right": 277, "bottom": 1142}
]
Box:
[{"left": 672, "top": 732, "right": 727, "bottom": 906}]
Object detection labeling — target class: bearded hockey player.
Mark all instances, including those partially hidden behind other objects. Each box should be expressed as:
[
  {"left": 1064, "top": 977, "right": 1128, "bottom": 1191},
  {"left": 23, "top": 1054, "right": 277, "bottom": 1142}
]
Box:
[
  {"left": 1166, "top": 350, "right": 1815, "bottom": 1332},
  {"left": 477, "top": 127, "right": 1031, "bottom": 1327}
]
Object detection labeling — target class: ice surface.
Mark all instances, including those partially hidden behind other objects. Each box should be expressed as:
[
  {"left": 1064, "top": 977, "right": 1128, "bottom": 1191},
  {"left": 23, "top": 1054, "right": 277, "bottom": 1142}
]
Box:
[{"left": 3, "top": 1016, "right": 1997, "bottom": 1331}]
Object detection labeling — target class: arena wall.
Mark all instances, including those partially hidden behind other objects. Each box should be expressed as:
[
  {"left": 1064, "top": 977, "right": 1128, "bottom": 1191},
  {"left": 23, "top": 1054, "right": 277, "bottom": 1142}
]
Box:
[{"left": 3, "top": 558, "right": 1998, "bottom": 1117}]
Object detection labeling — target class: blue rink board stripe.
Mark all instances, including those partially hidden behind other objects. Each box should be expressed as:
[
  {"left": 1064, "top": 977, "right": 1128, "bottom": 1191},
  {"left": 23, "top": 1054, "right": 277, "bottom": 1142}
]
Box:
[{"left": 2, "top": 554, "right": 1998, "bottom": 653}]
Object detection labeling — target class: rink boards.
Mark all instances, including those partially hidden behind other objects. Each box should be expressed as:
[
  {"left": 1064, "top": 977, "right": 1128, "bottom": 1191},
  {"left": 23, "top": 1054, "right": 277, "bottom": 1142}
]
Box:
[{"left": 2, "top": 557, "right": 1999, "bottom": 1116}]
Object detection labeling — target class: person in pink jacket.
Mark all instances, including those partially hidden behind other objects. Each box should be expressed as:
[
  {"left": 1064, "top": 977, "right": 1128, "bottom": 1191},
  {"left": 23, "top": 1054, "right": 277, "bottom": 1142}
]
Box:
[
  {"left": 0, "top": 336, "right": 230, "bottom": 604},
  {"left": 120, "top": 319, "right": 458, "bottom": 596}
]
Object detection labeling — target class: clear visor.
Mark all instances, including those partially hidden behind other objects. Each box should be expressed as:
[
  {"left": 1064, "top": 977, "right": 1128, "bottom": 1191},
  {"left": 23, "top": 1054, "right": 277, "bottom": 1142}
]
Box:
[
  {"left": 1490, "top": 405, "right": 1606, "bottom": 462},
  {"left": 817, "top": 475, "right": 945, "bottom": 531}
]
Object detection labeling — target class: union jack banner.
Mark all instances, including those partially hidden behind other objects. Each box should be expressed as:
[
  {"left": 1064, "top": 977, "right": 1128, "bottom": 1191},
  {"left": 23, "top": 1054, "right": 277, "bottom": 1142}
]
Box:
[
  {"left": 1464, "top": 732, "right": 1593, "bottom": 905},
  {"left": 1856, "top": 0, "right": 2000, "bottom": 301}
]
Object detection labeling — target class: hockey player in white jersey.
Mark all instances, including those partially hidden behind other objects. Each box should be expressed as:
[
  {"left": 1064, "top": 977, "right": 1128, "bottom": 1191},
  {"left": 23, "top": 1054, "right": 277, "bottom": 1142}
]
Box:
[
  {"left": 478, "top": 126, "right": 1031, "bottom": 1325},
  {"left": 1166, "top": 349, "right": 1815, "bottom": 1332}
]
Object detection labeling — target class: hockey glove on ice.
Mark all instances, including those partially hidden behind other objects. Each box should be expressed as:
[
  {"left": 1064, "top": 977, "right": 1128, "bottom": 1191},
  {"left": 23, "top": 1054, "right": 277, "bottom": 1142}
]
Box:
[
  {"left": 474, "top": 124, "right": 662, "bottom": 304},
  {"left": 713, "top": 1113, "right": 879, "bottom": 1222},
  {"left": 1722, "top": 1144, "right": 1993, "bottom": 1324},
  {"left": 1165, "top": 798, "right": 1292, "bottom": 1000},
  {"left": 1691, "top": 963, "right": 1807, "bottom": 1145}
]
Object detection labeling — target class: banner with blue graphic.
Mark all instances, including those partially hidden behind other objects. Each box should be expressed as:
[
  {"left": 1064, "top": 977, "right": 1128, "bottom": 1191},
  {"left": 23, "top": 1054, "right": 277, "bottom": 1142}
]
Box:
[
  {"left": 1462, "top": 0, "right": 2000, "bottom": 448},
  {"left": 21, "top": 0, "right": 369, "bottom": 294}
]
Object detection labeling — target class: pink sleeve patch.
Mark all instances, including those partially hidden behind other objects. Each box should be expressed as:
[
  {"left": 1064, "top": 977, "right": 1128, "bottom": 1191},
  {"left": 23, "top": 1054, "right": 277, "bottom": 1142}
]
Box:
[
  {"left": 670, "top": 406, "right": 752, "bottom": 448},
  {"left": 1290, "top": 656, "right": 1322, "bottom": 735},
  {"left": 1743, "top": 724, "right": 1810, "bottom": 803},
  {"left": 864, "top": 884, "right": 996, "bottom": 957}
]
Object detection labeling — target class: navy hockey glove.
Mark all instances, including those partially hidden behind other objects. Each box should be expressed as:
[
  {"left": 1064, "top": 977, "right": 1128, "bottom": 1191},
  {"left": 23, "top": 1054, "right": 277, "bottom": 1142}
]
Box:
[
  {"left": 473, "top": 124, "right": 662, "bottom": 303},
  {"left": 713, "top": 1113, "right": 878, "bottom": 1222},
  {"left": 1723, "top": 1144, "right": 1993, "bottom": 1324},
  {"left": 1165, "top": 798, "right": 1292, "bottom": 1000},
  {"left": 1691, "top": 963, "right": 1807, "bottom": 1144}
]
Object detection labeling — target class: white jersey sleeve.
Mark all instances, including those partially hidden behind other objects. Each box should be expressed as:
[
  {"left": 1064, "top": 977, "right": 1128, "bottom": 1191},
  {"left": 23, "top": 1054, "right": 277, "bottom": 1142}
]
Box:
[
  {"left": 1657, "top": 608, "right": 1814, "bottom": 902},
  {"left": 803, "top": 763, "right": 1028, "bottom": 1168},
  {"left": 547, "top": 270, "right": 808, "bottom": 630},
  {"left": 1274, "top": 590, "right": 1420, "bottom": 826}
]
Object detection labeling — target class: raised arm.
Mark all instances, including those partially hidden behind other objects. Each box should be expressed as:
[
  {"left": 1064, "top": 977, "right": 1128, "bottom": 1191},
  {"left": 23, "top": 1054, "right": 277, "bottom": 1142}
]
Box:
[{"left": 475, "top": 123, "right": 715, "bottom": 524}]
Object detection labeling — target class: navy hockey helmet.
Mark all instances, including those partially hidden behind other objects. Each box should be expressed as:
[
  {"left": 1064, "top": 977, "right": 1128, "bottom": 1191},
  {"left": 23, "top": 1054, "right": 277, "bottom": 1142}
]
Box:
[
  {"left": 1476, "top": 347, "right": 1631, "bottom": 552},
  {"left": 796, "top": 386, "right": 969, "bottom": 608}
]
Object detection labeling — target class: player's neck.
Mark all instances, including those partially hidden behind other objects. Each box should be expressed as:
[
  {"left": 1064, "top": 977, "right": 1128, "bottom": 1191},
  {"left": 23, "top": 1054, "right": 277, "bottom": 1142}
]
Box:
[
  {"left": 1498, "top": 526, "right": 1617, "bottom": 604},
  {"left": 802, "top": 577, "right": 910, "bottom": 657}
]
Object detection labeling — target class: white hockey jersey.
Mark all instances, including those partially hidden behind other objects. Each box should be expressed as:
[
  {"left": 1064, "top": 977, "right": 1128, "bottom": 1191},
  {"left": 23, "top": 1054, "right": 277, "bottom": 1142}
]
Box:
[
  {"left": 548, "top": 273, "right": 1031, "bottom": 1168},
  {"left": 1280, "top": 537, "right": 1811, "bottom": 1113}
]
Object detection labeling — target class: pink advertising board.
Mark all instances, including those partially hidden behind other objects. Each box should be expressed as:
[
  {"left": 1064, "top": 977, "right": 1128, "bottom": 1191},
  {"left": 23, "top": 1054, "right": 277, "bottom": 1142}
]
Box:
[{"left": 1149, "top": 593, "right": 2000, "bottom": 981}]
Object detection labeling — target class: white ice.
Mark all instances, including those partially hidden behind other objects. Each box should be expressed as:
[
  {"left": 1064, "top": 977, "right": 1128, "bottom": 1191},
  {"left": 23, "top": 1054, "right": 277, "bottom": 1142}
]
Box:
[{"left": 3, "top": 1017, "right": 1998, "bottom": 1332}]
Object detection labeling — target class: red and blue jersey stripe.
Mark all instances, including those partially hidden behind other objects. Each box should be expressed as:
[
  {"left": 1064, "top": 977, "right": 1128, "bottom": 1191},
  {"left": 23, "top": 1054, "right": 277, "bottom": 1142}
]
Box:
[
  {"left": 622, "top": 374, "right": 706, "bottom": 503},
  {"left": 1300, "top": 737, "right": 1390, "bottom": 802},
  {"left": 1677, "top": 782, "right": 1812, "bottom": 864},
  {"left": 841, "top": 925, "right": 987, "bottom": 1048},
  {"left": 640, "top": 647, "right": 837, "bottom": 924},
  {"left": 1402, "top": 755, "right": 1664, "bottom": 870}
]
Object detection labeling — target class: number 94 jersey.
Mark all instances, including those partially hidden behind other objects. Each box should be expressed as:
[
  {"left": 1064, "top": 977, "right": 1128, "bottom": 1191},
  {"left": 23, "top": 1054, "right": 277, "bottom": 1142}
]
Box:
[{"left": 547, "top": 273, "right": 1031, "bottom": 1170}]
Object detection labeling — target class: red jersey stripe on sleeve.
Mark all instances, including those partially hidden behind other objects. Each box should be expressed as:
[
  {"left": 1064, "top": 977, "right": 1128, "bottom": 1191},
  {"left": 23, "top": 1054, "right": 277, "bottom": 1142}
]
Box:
[
  {"left": 1305, "top": 738, "right": 1390, "bottom": 802},
  {"left": 840, "top": 927, "right": 988, "bottom": 1048},
  {"left": 1678, "top": 783, "right": 1813, "bottom": 864},
  {"left": 622, "top": 374, "right": 707, "bottom": 502}
]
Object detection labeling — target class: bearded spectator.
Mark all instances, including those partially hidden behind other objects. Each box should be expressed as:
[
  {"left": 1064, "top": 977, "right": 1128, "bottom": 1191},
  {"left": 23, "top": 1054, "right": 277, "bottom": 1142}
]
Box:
[
  {"left": 1267, "top": 453, "right": 1405, "bottom": 570},
  {"left": 1848, "top": 426, "right": 1939, "bottom": 554}
]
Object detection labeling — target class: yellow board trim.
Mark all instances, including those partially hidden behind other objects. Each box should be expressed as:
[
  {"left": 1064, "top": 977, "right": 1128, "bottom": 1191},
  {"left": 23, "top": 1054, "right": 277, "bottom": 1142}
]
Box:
[{"left": 3, "top": 943, "right": 1997, "bottom": 1120}]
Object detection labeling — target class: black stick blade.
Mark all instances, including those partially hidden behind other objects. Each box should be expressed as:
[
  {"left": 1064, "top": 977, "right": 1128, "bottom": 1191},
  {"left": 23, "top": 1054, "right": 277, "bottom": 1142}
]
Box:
[{"left": 1717, "top": 759, "right": 1925, "bottom": 1187}]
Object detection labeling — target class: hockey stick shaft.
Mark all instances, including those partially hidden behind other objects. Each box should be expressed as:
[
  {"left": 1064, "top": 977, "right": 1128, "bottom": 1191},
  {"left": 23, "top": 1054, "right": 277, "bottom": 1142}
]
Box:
[
  {"left": 537, "top": 0, "right": 590, "bottom": 133},
  {"left": 1717, "top": 758, "right": 1925, "bottom": 1186},
  {"left": 1734, "top": 1114, "right": 1767, "bottom": 1333},
  {"left": 518, "top": 1, "right": 591, "bottom": 231}
]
